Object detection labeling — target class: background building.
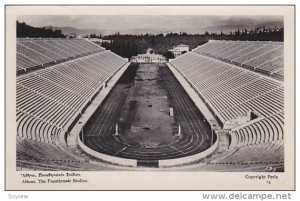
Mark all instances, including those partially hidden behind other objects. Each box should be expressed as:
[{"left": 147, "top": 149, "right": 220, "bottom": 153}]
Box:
[
  {"left": 168, "top": 44, "right": 189, "bottom": 57},
  {"left": 131, "top": 48, "right": 166, "bottom": 63}
]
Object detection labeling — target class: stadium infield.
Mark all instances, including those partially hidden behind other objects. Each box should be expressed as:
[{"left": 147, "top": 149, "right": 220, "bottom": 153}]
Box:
[{"left": 82, "top": 63, "right": 213, "bottom": 162}]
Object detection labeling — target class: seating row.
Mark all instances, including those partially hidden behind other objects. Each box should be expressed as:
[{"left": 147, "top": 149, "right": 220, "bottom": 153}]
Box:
[
  {"left": 194, "top": 40, "right": 283, "bottom": 76},
  {"left": 17, "top": 50, "right": 127, "bottom": 144},
  {"left": 17, "top": 38, "right": 105, "bottom": 73}
]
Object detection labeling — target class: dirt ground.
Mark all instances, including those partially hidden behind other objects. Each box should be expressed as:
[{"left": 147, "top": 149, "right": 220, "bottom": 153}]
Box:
[{"left": 117, "top": 64, "right": 178, "bottom": 148}]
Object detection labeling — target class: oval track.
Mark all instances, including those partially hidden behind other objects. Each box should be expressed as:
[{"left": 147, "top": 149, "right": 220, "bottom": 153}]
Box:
[{"left": 83, "top": 63, "right": 212, "bottom": 160}]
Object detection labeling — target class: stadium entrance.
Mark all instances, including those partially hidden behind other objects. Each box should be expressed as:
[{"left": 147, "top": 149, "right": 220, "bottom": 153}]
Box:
[{"left": 137, "top": 160, "right": 159, "bottom": 168}]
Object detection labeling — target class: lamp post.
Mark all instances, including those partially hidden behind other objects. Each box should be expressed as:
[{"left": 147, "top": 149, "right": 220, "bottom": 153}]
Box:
[
  {"left": 115, "top": 123, "right": 119, "bottom": 136},
  {"left": 176, "top": 124, "right": 182, "bottom": 139}
]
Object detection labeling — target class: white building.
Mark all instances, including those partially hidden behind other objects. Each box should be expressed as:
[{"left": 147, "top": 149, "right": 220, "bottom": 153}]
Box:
[
  {"left": 168, "top": 44, "right": 189, "bottom": 57},
  {"left": 131, "top": 48, "right": 166, "bottom": 63},
  {"left": 87, "top": 38, "right": 112, "bottom": 44}
]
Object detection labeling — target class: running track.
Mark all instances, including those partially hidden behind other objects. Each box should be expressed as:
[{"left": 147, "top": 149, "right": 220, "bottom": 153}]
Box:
[{"left": 83, "top": 63, "right": 212, "bottom": 161}]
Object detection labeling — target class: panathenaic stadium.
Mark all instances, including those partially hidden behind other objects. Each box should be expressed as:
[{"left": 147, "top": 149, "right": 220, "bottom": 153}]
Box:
[{"left": 16, "top": 38, "right": 284, "bottom": 171}]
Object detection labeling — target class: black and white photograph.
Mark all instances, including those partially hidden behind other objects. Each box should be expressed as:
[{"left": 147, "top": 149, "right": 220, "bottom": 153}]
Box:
[{"left": 5, "top": 5, "right": 295, "bottom": 190}]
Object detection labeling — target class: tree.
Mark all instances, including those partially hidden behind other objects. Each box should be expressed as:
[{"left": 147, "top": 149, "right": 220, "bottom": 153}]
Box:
[{"left": 163, "top": 51, "right": 175, "bottom": 59}]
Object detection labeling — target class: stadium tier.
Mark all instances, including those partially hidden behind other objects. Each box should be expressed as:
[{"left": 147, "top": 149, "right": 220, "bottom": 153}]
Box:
[
  {"left": 170, "top": 41, "right": 284, "bottom": 168},
  {"left": 170, "top": 52, "right": 283, "bottom": 122},
  {"left": 16, "top": 137, "right": 111, "bottom": 171},
  {"left": 16, "top": 38, "right": 105, "bottom": 74},
  {"left": 193, "top": 40, "right": 283, "bottom": 78},
  {"left": 231, "top": 112, "right": 284, "bottom": 147},
  {"left": 17, "top": 50, "right": 127, "bottom": 144},
  {"left": 216, "top": 140, "right": 284, "bottom": 164}
]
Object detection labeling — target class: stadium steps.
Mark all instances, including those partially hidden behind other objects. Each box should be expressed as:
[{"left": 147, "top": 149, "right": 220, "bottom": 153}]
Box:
[
  {"left": 16, "top": 47, "right": 127, "bottom": 147},
  {"left": 16, "top": 38, "right": 105, "bottom": 75},
  {"left": 241, "top": 45, "right": 282, "bottom": 65},
  {"left": 193, "top": 40, "right": 283, "bottom": 79}
]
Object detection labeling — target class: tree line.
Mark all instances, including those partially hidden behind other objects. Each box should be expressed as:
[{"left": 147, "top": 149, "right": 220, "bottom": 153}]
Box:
[
  {"left": 96, "top": 26, "right": 283, "bottom": 59},
  {"left": 98, "top": 33, "right": 208, "bottom": 59},
  {"left": 206, "top": 27, "right": 283, "bottom": 41},
  {"left": 16, "top": 21, "right": 283, "bottom": 60},
  {"left": 101, "top": 39, "right": 139, "bottom": 59},
  {"left": 17, "top": 21, "right": 66, "bottom": 38}
]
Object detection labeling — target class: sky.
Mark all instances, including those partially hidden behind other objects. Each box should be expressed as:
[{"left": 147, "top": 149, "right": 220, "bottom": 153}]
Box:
[{"left": 17, "top": 15, "right": 284, "bottom": 35}]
